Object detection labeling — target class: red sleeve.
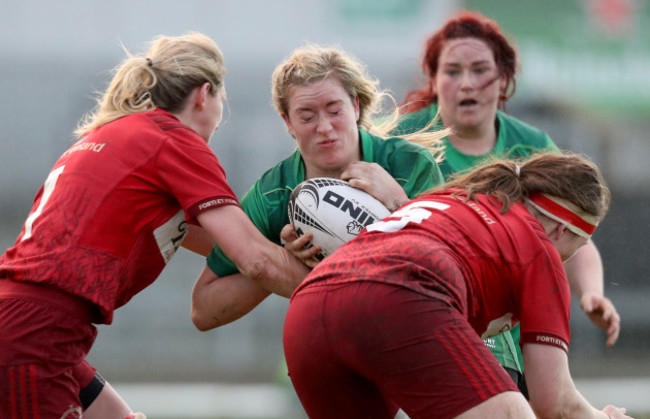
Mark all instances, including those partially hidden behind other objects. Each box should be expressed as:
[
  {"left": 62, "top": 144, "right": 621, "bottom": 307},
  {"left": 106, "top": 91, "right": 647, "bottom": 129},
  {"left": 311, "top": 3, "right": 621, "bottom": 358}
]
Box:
[
  {"left": 518, "top": 244, "right": 572, "bottom": 354},
  {"left": 156, "top": 129, "right": 239, "bottom": 220}
]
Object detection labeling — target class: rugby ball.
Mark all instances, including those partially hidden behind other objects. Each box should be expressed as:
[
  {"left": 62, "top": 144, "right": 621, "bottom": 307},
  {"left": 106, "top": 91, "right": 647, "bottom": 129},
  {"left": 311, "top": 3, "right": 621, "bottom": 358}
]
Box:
[{"left": 288, "top": 177, "right": 391, "bottom": 261}]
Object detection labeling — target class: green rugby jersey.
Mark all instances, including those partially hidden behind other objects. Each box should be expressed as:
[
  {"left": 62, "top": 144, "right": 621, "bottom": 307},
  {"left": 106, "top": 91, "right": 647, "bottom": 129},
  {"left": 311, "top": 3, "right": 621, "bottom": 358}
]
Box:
[
  {"left": 206, "top": 128, "right": 444, "bottom": 277},
  {"left": 394, "top": 103, "right": 559, "bottom": 179},
  {"left": 394, "top": 103, "right": 560, "bottom": 375}
]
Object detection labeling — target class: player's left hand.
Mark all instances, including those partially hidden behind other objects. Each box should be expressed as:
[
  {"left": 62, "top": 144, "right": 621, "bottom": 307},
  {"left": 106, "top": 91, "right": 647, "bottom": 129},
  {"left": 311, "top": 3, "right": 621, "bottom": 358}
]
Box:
[
  {"left": 341, "top": 161, "right": 407, "bottom": 212},
  {"left": 580, "top": 292, "right": 620, "bottom": 347},
  {"left": 603, "top": 404, "right": 633, "bottom": 418}
]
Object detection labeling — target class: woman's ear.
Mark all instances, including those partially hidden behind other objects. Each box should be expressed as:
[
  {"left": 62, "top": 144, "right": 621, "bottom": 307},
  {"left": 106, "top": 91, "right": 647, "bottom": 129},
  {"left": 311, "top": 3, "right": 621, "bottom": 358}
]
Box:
[
  {"left": 194, "top": 82, "right": 212, "bottom": 111},
  {"left": 550, "top": 223, "right": 569, "bottom": 241},
  {"left": 499, "top": 76, "right": 508, "bottom": 93},
  {"left": 281, "top": 113, "right": 296, "bottom": 138},
  {"left": 429, "top": 77, "right": 437, "bottom": 95}
]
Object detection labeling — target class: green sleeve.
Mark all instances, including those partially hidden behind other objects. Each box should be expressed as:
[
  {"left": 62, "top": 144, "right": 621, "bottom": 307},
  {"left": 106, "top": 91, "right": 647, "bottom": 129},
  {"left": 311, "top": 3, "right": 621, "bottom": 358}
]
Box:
[
  {"left": 533, "top": 129, "right": 559, "bottom": 153},
  {"left": 403, "top": 150, "right": 445, "bottom": 198},
  {"left": 499, "top": 111, "right": 560, "bottom": 159},
  {"left": 510, "top": 323, "right": 523, "bottom": 371},
  {"left": 483, "top": 330, "right": 522, "bottom": 374},
  {"left": 205, "top": 182, "right": 277, "bottom": 277},
  {"left": 545, "top": 136, "right": 560, "bottom": 152},
  {"left": 205, "top": 244, "right": 238, "bottom": 277},
  {"left": 387, "top": 144, "right": 445, "bottom": 199}
]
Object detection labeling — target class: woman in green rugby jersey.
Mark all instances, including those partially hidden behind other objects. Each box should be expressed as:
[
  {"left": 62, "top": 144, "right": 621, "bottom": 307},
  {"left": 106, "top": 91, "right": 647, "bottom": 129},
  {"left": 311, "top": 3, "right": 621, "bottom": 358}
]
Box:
[{"left": 191, "top": 44, "right": 446, "bottom": 330}]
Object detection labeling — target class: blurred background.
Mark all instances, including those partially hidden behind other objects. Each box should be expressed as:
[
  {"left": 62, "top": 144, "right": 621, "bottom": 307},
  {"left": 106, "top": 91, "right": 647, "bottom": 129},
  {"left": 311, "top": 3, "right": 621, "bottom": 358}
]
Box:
[{"left": 1, "top": 0, "right": 649, "bottom": 417}]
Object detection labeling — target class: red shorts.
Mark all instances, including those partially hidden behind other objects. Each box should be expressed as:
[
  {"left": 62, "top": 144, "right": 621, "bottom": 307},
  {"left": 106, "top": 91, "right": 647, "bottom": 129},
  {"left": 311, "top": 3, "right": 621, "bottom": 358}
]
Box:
[
  {"left": 0, "top": 280, "right": 98, "bottom": 419},
  {"left": 283, "top": 282, "right": 517, "bottom": 419}
]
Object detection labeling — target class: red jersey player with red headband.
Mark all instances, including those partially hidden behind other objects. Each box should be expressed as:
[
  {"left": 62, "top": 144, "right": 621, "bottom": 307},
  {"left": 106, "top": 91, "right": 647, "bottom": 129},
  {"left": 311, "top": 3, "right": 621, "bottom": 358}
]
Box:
[
  {"left": 0, "top": 32, "right": 308, "bottom": 419},
  {"left": 283, "top": 152, "right": 629, "bottom": 419}
]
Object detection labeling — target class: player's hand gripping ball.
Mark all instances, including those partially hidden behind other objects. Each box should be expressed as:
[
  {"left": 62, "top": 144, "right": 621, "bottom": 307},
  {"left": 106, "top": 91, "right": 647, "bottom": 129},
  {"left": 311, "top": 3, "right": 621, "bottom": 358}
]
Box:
[{"left": 288, "top": 177, "right": 391, "bottom": 261}]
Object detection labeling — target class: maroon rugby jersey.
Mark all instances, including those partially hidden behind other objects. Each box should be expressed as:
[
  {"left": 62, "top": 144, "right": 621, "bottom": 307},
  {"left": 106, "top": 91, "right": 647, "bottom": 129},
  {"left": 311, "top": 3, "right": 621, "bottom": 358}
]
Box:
[
  {"left": 294, "top": 190, "right": 572, "bottom": 353},
  {"left": 0, "top": 109, "right": 238, "bottom": 323}
]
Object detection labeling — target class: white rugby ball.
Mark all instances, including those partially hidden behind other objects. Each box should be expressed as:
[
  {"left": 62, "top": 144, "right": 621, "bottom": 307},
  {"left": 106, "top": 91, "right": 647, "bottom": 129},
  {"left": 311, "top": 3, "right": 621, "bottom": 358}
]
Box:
[{"left": 288, "top": 177, "right": 391, "bottom": 261}]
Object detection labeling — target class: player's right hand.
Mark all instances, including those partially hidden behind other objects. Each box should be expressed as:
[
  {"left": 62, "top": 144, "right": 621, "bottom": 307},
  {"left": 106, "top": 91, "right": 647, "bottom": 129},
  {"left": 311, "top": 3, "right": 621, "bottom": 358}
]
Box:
[{"left": 281, "top": 224, "right": 321, "bottom": 269}]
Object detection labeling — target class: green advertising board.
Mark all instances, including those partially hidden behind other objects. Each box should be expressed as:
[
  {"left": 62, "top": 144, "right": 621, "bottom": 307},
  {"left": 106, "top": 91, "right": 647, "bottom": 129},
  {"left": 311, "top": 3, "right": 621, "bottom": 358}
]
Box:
[
  {"left": 466, "top": 0, "right": 650, "bottom": 117},
  {"left": 333, "top": 0, "right": 649, "bottom": 117}
]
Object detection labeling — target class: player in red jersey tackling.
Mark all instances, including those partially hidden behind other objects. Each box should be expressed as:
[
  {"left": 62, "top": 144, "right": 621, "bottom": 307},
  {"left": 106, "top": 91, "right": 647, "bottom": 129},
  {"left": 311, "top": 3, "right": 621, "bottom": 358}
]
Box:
[
  {"left": 283, "top": 152, "right": 629, "bottom": 418},
  {"left": 0, "top": 32, "right": 308, "bottom": 419},
  {"left": 394, "top": 11, "right": 619, "bottom": 401}
]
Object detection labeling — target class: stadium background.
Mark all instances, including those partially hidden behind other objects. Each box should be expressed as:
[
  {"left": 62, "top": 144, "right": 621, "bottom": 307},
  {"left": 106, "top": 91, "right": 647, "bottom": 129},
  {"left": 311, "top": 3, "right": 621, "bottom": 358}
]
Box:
[{"left": 1, "top": 0, "right": 648, "bottom": 417}]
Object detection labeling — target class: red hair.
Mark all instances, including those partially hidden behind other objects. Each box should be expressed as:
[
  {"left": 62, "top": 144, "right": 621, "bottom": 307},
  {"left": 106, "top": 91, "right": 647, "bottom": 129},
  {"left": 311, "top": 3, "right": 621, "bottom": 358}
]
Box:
[{"left": 400, "top": 10, "right": 518, "bottom": 113}]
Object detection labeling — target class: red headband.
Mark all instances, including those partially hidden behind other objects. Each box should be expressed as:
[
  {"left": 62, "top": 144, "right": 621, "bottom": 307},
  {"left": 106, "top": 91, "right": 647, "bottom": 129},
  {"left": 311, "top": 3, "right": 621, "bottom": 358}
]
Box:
[{"left": 526, "top": 193, "right": 598, "bottom": 238}]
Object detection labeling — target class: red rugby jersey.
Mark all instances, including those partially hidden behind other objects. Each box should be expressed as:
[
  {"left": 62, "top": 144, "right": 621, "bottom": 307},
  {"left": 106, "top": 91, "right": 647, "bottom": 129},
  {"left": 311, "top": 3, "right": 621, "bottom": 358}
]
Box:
[
  {"left": 0, "top": 109, "right": 238, "bottom": 323},
  {"left": 295, "top": 190, "right": 572, "bottom": 353}
]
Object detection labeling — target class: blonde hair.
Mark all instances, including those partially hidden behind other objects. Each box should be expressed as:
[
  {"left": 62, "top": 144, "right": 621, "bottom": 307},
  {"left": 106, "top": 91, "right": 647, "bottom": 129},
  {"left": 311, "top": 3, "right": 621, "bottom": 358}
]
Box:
[
  {"left": 433, "top": 151, "right": 610, "bottom": 221},
  {"left": 271, "top": 44, "right": 448, "bottom": 153},
  {"left": 76, "top": 32, "right": 226, "bottom": 136}
]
